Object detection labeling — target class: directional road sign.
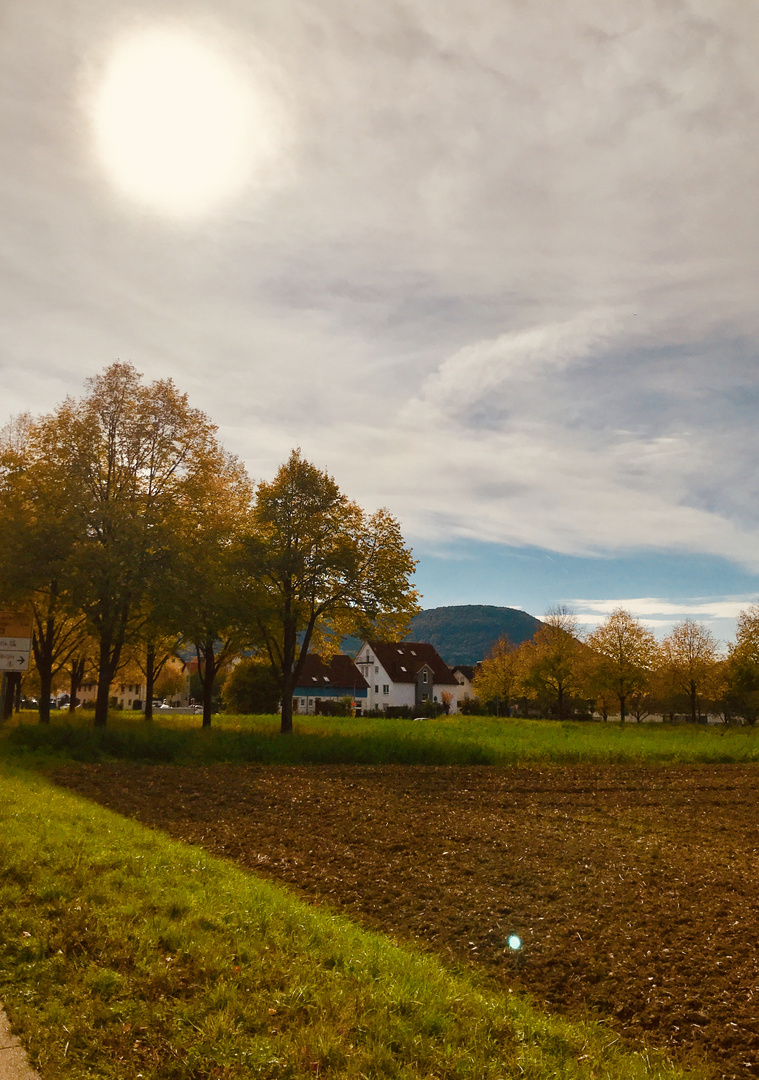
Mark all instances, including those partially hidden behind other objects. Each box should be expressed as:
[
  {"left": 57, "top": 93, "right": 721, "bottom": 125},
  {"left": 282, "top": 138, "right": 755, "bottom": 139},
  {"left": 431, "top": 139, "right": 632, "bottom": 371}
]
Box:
[
  {"left": 0, "top": 650, "right": 30, "bottom": 671},
  {"left": 0, "top": 612, "right": 32, "bottom": 672}
]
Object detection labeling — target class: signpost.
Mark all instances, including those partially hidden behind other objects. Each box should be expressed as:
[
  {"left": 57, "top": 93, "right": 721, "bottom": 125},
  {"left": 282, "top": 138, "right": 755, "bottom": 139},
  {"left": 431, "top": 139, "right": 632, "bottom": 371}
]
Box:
[{"left": 0, "top": 611, "right": 32, "bottom": 672}]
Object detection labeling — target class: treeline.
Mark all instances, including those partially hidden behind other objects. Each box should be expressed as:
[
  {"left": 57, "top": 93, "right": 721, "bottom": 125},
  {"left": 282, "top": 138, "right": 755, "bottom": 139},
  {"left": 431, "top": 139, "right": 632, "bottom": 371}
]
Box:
[
  {"left": 472, "top": 606, "right": 759, "bottom": 724},
  {"left": 0, "top": 363, "right": 419, "bottom": 732}
]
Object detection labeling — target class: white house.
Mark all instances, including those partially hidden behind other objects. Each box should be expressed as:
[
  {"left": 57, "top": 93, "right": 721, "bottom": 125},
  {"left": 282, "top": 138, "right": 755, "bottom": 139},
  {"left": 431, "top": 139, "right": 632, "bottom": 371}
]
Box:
[
  {"left": 353, "top": 640, "right": 462, "bottom": 713},
  {"left": 451, "top": 664, "right": 477, "bottom": 706}
]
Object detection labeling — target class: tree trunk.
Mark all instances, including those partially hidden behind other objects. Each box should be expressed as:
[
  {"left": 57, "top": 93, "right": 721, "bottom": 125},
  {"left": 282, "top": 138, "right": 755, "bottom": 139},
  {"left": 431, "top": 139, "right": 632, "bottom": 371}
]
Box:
[
  {"left": 14, "top": 676, "right": 22, "bottom": 712},
  {"left": 619, "top": 693, "right": 626, "bottom": 724},
  {"left": 196, "top": 641, "right": 217, "bottom": 728},
  {"left": 279, "top": 611, "right": 298, "bottom": 735},
  {"left": 144, "top": 645, "right": 155, "bottom": 721},
  {"left": 94, "top": 632, "right": 122, "bottom": 727},
  {"left": 2, "top": 674, "right": 16, "bottom": 720},
  {"left": 557, "top": 683, "right": 565, "bottom": 721},
  {"left": 69, "top": 657, "right": 86, "bottom": 715},
  {"left": 32, "top": 619, "right": 55, "bottom": 725},
  {"left": 690, "top": 679, "right": 698, "bottom": 724},
  {"left": 37, "top": 663, "right": 52, "bottom": 725},
  {"left": 280, "top": 673, "right": 294, "bottom": 734}
]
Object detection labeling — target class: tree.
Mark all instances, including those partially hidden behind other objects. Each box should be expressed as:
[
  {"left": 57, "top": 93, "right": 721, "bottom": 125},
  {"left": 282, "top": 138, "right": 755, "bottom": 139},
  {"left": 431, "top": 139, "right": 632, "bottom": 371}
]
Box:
[
  {"left": 168, "top": 445, "right": 254, "bottom": 727},
  {"left": 244, "top": 450, "right": 419, "bottom": 734},
  {"left": 660, "top": 619, "right": 720, "bottom": 724},
  {"left": 586, "top": 608, "right": 657, "bottom": 723},
  {"left": 472, "top": 636, "right": 519, "bottom": 715},
  {"left": 38, "top": 363, "right": 229, "bottom": 726},
  {"left": 0, "top": 414, "right": 85, "bottom": 723},
  {"left": 721, "top": 605, "right": 759, "bottom": 724},
  {"left": 520, "top": 606, "right": 585, "bottom": 720},
  {"left": 223, "top": 658, "right": 280, "bottom": 715}
]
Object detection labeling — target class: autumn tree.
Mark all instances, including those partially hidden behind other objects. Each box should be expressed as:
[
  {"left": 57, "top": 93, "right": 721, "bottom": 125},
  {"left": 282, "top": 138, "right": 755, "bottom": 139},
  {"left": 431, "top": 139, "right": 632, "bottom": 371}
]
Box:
[
  {"left": 168, "top": 446, "right": 254, "bottom": 727},
  {"left": 586, "top": 608, "right": 657, "bottom": 723},
  {"left": 472, "top": 636, "right": 519, "bottom": 715},
  {"left": 0, "top": 414, "right": 87, "bottom": 723},
  {"left": 243, "top": 450, "right": 419, "bottom": 734},
  {"left": 520, "top": 606, "right": 585, "bottom": 720},
  {"left": 223, "top": 658, "right": 280, "bottom": 715},
  {"left": 37, "top": 363, "right": 231, "bottom": 726},
  {"left": 660, "top": 619, "right": 720, "bottom": 724},
  {"left": 721, "top": 605, "right": 759, "bottom": 724}
]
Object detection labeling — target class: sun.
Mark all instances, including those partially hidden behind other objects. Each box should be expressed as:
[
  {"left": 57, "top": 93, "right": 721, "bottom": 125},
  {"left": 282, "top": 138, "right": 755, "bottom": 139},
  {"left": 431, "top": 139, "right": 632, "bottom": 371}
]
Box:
[{"left": 91, "top": 29, "right": 278, "bottom": 217}]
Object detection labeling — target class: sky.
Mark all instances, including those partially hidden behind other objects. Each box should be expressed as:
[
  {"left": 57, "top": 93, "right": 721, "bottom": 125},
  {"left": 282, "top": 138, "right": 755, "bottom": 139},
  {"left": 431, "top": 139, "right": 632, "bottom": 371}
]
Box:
[{"left": 2, "top": 0, "right": 759, "bottom": 645}]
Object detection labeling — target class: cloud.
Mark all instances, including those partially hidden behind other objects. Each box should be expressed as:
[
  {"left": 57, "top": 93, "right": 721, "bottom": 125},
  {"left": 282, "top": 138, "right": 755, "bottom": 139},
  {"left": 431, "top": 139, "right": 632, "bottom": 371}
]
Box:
[
  {"left": 3, "top": 0, "right": 759, "bottom": 593},
  {"left": 567, "top": 594, "right": 759, "bottom": 644}
]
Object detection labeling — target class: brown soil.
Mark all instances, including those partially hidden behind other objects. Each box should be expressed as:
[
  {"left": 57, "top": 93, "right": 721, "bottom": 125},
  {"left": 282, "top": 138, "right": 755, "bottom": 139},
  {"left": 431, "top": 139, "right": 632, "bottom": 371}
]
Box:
[{"left": 49, "top": 763, "right": 759, "bottom": 1079}]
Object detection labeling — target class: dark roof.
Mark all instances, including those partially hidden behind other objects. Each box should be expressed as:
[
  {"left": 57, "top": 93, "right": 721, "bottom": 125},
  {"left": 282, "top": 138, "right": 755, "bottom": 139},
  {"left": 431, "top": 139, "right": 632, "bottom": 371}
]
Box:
[
  {"left": 360, "top": 641, "right": 458, "bottom": 686},
  {"left": 453, "top": 664, "right": 477, "bottom": 681},
  {"left": 296, "top": 653, "right": 368, "bottom": 691}
]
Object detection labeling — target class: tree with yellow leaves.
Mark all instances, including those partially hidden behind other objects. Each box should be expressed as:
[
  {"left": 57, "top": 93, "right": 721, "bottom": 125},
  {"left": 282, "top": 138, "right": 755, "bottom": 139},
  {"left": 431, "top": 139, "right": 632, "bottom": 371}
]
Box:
[
  {"left": 660, "top": 619, "right": 720, "bottom": 724},
  {"left": 586, "top": 608, "right": 657, "bottom": 723},
  {"left": 243, "top": 450, "right": 419, "bottom": 735}
]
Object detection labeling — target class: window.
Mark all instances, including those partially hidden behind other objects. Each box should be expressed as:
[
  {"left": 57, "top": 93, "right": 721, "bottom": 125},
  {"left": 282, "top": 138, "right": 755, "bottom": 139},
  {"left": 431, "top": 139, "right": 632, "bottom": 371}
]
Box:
[
  {"left": 375, "top": 666, "right": 378, "bottom": 673},
  {"left": 375, "top": 685, "right": 379, "bottom": 694},
  {"left": 383, "top": 684, "right": 389, "bottom": 694},
  {"left": 422, "top": 670, "right": 428, "bottom": 683}
]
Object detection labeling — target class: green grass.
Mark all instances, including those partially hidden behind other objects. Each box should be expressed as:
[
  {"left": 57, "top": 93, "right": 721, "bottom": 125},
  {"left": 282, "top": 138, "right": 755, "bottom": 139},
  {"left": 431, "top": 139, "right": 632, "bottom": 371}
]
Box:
[
  {"left": 0, "top": 766, "right": 708, "bottom": 1079},
  {"left": 3, "top": 709, "right": 759, "bottom": 766}
]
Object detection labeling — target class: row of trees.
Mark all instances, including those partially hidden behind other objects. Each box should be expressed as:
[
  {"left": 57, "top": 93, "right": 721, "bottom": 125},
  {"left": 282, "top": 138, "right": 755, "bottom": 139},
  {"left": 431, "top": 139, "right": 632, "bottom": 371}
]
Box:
[
  {"left": 473, "top": 606, "right": 759, "bottom": 723},
  {"left": 0, "top": 363, "right": 419, "bottom": 732}
]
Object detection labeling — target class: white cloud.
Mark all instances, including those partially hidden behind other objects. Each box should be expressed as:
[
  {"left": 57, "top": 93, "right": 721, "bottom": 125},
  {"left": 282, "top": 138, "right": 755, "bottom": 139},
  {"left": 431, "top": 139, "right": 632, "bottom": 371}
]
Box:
[{"left": 3, "top": 0, "right": 759, "bottom": 595}]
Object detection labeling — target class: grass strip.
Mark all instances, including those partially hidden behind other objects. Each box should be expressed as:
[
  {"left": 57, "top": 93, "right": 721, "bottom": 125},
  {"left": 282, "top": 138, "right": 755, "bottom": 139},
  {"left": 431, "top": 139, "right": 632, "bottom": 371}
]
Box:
[
  {"left": 4, "top": 710, "right": 759, "bottom": 766},
  {"left": 0, "top": 766, "right": 707, "bottom": 1080}
]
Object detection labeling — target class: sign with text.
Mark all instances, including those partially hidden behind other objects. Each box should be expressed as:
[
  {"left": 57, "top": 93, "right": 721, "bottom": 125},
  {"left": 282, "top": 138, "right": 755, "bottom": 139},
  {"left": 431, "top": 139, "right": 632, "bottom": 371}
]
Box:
[{"left": 0, "top": 612, "right": 32, "bottom": 672}]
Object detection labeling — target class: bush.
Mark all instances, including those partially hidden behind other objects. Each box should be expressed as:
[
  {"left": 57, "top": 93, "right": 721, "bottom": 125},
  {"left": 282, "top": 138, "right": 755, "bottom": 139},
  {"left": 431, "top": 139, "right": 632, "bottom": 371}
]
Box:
[{"left": 222, "top": 659, "right": 279, "bottom": 715}]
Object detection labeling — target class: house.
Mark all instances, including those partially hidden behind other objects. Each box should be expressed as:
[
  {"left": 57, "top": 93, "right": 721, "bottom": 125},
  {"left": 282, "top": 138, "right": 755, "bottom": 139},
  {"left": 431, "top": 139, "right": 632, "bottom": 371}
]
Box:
[
  {"left": 452, "top": 664, "right": 477, "bottom": 705},
  {"left": 77, "top": 655, "right": 193, "bottom": 710},
  {"left": 293, "top": 654, "right": 369, "bottom": 715},
  {"left": 78, "top": 678, "right": 147, "bottom": 710},
  {"left": 353, "top": 640, "right": 462, "bottom": 713}
]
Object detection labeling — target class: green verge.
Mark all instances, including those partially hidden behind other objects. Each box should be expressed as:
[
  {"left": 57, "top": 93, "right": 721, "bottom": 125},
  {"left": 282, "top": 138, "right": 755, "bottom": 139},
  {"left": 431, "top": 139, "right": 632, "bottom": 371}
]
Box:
[
  {"left": 3, "top": 710, "right": 759, "bottom": 766},
  {"left": 0, "top": 767, "right": 706, "bottom": 1080}
]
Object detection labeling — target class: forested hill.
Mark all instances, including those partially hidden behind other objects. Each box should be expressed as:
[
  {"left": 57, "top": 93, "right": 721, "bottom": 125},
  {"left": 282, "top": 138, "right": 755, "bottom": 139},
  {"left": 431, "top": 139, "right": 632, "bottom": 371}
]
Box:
[{"left": 406, "top": 605, "right": 542, "bottom": 665}]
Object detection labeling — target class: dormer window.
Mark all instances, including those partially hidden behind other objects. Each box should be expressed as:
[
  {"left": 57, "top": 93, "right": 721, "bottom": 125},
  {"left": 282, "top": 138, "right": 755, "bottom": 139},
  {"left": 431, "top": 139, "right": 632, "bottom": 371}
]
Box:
[{"left": 422, "top": 670, "right": 428, "bottom": 683}]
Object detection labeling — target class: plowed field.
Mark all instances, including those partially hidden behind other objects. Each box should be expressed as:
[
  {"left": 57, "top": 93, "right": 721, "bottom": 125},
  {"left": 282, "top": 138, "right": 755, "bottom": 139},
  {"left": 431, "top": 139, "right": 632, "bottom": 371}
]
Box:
[{"left": 50, "top": 763, "right": 759, "bottom": 1079}]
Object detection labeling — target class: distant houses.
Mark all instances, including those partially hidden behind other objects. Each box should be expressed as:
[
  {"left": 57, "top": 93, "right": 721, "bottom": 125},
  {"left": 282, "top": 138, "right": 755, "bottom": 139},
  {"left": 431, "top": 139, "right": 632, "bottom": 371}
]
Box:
[
  {"left": 293, "top": 654, "right": 369, "bottom": 715},
  {"left": 78, "top": 639, "right": 473, "bottom": 716},
  {"left": 293, "top": 641, "right": 467, "bottom": 715}
]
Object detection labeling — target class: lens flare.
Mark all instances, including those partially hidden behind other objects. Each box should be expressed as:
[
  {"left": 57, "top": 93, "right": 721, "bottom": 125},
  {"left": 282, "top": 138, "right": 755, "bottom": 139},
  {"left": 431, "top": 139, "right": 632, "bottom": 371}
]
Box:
[{"left": 507, "top": 934, "right": 522, "bottom": 951}]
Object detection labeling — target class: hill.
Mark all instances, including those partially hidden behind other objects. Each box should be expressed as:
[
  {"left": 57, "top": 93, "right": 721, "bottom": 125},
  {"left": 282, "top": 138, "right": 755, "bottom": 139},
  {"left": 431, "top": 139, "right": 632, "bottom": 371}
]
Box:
[{"left": 406, "top": 604, "right": 542, "bottom": 665}]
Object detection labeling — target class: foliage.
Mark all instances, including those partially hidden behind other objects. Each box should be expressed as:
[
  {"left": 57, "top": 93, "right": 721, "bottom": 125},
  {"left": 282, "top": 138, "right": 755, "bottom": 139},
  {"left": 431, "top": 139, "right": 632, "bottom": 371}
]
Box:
[
  {"left": 660, "top": 620, "right": 720, "bottom": 724},
  {"left": 244, "top": 450, "right": 419, "bottom": 734},
  {"left": 407, "top": 605, "right": 543, "bottom": 665},
  {"left": 472, "top": 636, "right": 519, "bottom": 713},
  {"left": 518, "top": 607, "right": 587, "bottom": 720},
  {"left": 585, "top": 609, "right": 658, "bottom": 722},
  {"left": 222, "top": 658, "right": 280, "bottom": 715}
]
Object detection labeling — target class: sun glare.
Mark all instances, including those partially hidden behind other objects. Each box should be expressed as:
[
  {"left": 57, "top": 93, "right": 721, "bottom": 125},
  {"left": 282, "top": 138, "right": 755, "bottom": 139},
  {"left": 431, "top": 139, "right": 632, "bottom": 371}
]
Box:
[{"left": 91, "top": 30, "right": 279, "bottom": 216}]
